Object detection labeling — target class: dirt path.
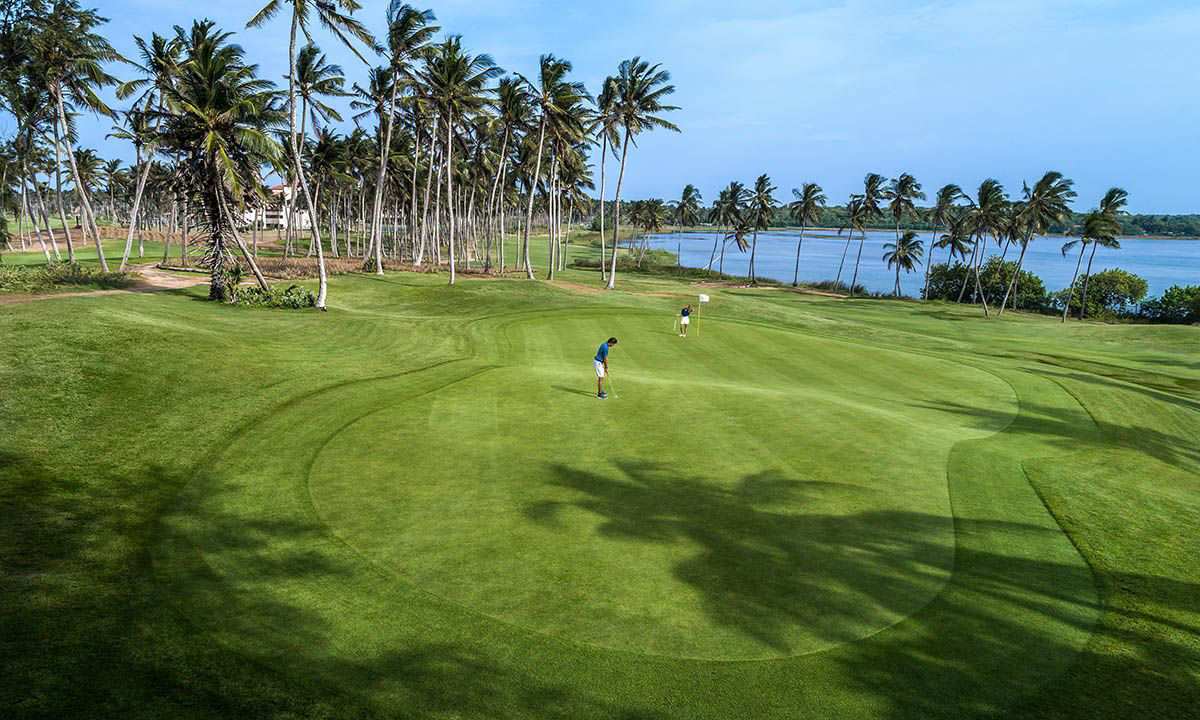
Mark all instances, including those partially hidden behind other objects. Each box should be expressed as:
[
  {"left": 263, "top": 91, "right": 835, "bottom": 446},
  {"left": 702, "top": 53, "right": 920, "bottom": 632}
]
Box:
[{"left": 0, "top": 263, "right": 205, "bottom": 308}]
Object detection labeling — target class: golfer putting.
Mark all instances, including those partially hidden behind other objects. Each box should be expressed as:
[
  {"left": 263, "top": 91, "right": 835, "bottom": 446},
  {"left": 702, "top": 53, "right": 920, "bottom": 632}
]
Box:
[
  {"left": 594, "top": 337, "right": 617, "bottom": 399},
  {"left": 679, "top": 304, "right": 692, "bottom": 337}
]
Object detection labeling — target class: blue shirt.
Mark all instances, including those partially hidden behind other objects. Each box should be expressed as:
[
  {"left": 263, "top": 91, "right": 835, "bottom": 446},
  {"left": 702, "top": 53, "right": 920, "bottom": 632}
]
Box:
[
  {"left": 595, "top": 342, "right": 610, "bottom": 363},
  {"left": 681, "top": 307, "right": 690, "bottom": 317}
]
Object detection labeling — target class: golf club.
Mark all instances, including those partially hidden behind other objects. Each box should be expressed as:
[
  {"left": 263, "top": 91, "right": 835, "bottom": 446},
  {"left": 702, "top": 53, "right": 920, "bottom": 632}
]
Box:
[{"left": 607, "top": 374, "right": 619, "bottom": 399}]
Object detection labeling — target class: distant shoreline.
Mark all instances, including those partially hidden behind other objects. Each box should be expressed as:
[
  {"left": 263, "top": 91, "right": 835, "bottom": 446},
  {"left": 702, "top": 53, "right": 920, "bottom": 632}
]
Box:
[{"left": 662, "top": 226, "right": 1199, "bottom": 240}]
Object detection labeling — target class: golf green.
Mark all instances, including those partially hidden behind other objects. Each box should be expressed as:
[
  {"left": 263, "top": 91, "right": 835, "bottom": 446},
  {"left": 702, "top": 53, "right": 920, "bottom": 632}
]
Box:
[
  {"left": 310, "top": 314, "right": 1015, "bottom": 659},
  {"left": 3, "top": 256, "right": 1197, "bottom": 719}
]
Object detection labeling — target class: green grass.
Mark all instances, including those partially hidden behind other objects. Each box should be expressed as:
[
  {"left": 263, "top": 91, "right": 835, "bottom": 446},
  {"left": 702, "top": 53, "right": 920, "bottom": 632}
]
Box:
[{"left": 1, "top": 237, "right": 1197, "bottom": 719}]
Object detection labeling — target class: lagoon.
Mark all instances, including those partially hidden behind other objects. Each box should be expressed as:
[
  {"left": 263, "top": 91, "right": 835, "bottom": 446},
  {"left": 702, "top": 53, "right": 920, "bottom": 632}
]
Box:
[{"left": 646, "top": 229, "right": 1199, "bottom": 298}]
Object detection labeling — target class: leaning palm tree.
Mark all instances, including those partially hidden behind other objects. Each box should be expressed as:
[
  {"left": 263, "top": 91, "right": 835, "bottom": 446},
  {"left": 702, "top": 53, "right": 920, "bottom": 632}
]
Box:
[
  {"left": 745, "top": 174, "right": 776, "bottom": 284},
  {"left": 787, "top": 182, "right": 825, "bottom": 287},
  {"left": 847, "top": 173, "right": 887, "bottom": 297},
  {"left": 672, "top": 183, "right": 701, "bottom": 266},
  {"left": 1061, "top": 211, "right": 1115, "bottom": 322},
  {"left": 152, "top": 21, "right": 275, "bottom": 301},
  {"left": 997, "top": 171, "right": 1075, "bottom": 315},
  {"left": 1076, "top": 188, "right": 1128, "bottom": 320},
  {"left": 711, "top": 180, "right": 747, "bottom": 274},
  {"left": 605, "top": 57, "right": 679, "bottom": 289},
  {"left": 886, "top": 172, "right": 925, "bottom": 240},
  {"left": 882, "top": 230, "right": 923, "bottom": 296},
  {"left": 32, "top": 0, "right": 122, "bottom": 270},
  {"left": 247, "top": 0, "right": 374, "bottom": 310},
  {"left": 836, "top": 196, "right": 868, "bottom": 293},
  {"left": 922, "top": 183, "right": 964, "bottom": 298}
]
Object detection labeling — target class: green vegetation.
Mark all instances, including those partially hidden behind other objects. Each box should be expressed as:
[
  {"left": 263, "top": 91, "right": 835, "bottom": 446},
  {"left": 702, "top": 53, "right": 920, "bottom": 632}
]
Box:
[
  {"left": 0, "top": 261, "right": 133, "bottom": 293},
  {"left": 2, "top": 242, "right": 1198, "bottom": 718}
]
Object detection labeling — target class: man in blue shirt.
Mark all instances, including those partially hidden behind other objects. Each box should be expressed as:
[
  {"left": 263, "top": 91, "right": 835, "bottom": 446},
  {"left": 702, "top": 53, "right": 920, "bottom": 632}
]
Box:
[{"left": 594, "top": 337, "right": 617, "bottom": 398}]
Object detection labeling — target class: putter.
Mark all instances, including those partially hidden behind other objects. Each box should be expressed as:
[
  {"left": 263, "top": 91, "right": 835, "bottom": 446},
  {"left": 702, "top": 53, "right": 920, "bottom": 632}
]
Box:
[{"left": 607, "top": 375, "right": 619, "bottom": 399}]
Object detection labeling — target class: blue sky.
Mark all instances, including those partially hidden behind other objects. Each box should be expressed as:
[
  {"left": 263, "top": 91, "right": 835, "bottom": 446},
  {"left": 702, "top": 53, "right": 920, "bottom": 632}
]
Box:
[{"left": 26, "top": 0, "right": 1200, "bottom": 213}]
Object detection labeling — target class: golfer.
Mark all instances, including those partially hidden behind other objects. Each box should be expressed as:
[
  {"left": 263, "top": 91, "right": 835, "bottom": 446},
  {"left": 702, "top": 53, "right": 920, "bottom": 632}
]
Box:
[
  {"left": 679, "top": 304, "right": 692, "bottom": 337},
  {"left": 594, "top": 337, "right": 617, "bottom": 399}
]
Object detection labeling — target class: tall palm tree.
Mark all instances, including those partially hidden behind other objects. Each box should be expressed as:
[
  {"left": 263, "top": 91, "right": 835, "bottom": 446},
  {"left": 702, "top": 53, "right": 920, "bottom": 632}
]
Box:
[
  {"left": 745, "top": 174, "right": 776, "bottom": 285},
  {"left": 32, "top": 0, "right": 122, "bottom": 270},
  {"left": 367, "top": 3, "right": 437, "bottom": 275},
  {"left": 922, "top": 183, "right": 963, "bottom": 299},
  {"left": 486, "top": 76, "right": 529, "bottom": 273},
  {"left": 1061, "top": 211, "right": 1114, "bottom": 322},
  {"left": 711, "top": 180, "right": 746, "bottom": 274},
  {"left": 959, "top": 178, "right": 1007, "bottom": 313},
  {"left": 886, "top": 172, "right": 925, "bottom": 240},
  {"left": 593, "top": 76, "right": 620, "bottom": 282},
  {"left": 883, "top": 230, "right": 923, "bottom": 296},
  {"left": 787, "top": 182, "right": 825, "bottom": 287},
  {"left": 116, "top": 31, "right": 182, "bottom": 269},
  {"left": 152, "top": 21, "right": 276, "bottom": 300},
  {"left": 997, "top": 171, "right": 1075, "bottom": 315},
  {"left": 247, "top": 0, "right": 374, "bottom": 310},
  {"left": 1076, "top": 188, "right": 1128, "bottom": 320},
  {"left": 847, "top": 173, "right": 887, "bottom": 296},
  {"left": 517, "top": 54, "right": 585, "bottom": 279},
  {"left": 604, "top": 57, "right": 679, "bottom": 289}
]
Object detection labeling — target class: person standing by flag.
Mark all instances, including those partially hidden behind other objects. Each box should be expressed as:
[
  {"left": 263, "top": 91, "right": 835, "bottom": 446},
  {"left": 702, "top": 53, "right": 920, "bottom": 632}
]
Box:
[{"left": 679, "top": 304, "right": 692, "bottom": 337}]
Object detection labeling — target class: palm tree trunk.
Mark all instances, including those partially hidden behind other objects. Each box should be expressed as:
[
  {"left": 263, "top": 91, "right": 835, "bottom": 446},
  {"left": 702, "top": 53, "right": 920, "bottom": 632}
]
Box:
[
  {"left": 484, "top": 126, "right": 510, "bottom": 273},
  {"left": 922, "top": 224, "right": 937, "bottom": 299},
  {"left": 50, "top": 124, "right": 75, "bottom": 261},
  {"left": 749, "top": 230, "right": 758, "bottom": 284},
  {"left": 546, "top": 156, "right": 557, "bottom": 280},
  {"left": 445, "top": 114, "right": 456, "bottom": 285},
  {"left": 20, "top": 176, "right": 52, "bottom": 262},
  {"left": 286, "top": 10, "right": 327, "bottom": 309},
  {"left": 1078, "top": 242, "right": 1100, "bottom": 320},
  {"left": 55, "top": 85, "right": 107, "bottom": 271},
  {"left": 31, "top": 178, "right": 61, "bottom": 261},
  {"left": 522, "top": 115, "right": 547, "bottom": 280},
  {"left": 598, "top": 134, "right": 608, "bottom": 282},
  {"left": 835, "top": 233, "right": 852, "bottom": 288},
  {"left": 120, "top": 145, "right": 153, "bottom": 270},
  {"left": 605, "top": 127, "right": 631, "bottom": 290},
  {"left": 1061, "top": 243, "right": 1086, "bottom": 323},
  {"left": 849, "top": 229, "right": 866, "bottom": 297},
  {"left": 956, "top": 240, "right": 977, "bottom": 303},
  {"left": 216, "top": 188, "right": 269, "bottom": 292},
  {"left": 368, "top": 72, "right": 399, "bottom": 275},
  {"left": 792, "top": 223, "right": 806, "bottom": 287},
  {"left": 996, "top": 231, "right": 1033, "bottom": 315}
]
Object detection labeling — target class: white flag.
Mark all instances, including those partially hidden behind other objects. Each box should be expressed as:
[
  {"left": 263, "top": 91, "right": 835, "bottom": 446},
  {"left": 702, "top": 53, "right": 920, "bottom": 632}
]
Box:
[{"left": 698, "top": 293, "right": 710, "bottom": 303}]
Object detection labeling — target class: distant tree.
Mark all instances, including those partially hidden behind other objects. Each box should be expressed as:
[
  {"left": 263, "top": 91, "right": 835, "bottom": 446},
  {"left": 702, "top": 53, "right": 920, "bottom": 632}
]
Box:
[
  {"left": 997, "top": 171, "right": 1075, "bottom": 315},
  {"left": 923, "top": 183, "right": 964, "bottom": 299},
  {"left": 1077, "top": 187, "right": 1129, "bottom": 320},
  {"left": 882, "top": 230, "right": 923, "bottom": 296},
  {"left": 787, "top": 182, "right": 825, "bottom": 287},
  {"left": 1060, "top": 211, "right": 1114, "bottom": 322},
  {"left": 746, "top": 174, "right": 777, "bottom": 284}
]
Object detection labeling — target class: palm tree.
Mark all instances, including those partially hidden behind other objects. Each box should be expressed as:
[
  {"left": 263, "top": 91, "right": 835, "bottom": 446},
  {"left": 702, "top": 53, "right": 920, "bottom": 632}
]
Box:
[
  {"left": 886, "top": 172, "right": 925, "bottom": 240},
  {"left": 605, "top": 57, "right": 679, "bottom": 289},
  {"left": 366, "top": 3, "right": 437, "bottom": 275},
  {"left": 247, "top": 0, "right": 374, "bottom": 310},
  {"left": 152, "top": 21, "right": 276, "bottom": 300},
  {"left": 673, "top": 183, "right": 701, "bottom": 267},
  {"left": 958, "top": 178, "right": 1007, "bottom": 313},
  {"left": 1076, "top": 188, "right": 1128, "bottom": 320},
  {"left": 745, "top": 174, "right": 776, "bottom": 285},
  {"left": 484, "top": 76, "right": 529, "bottom": 273},
  {"left": 882, "top": 230, "right": 923, "bottom": 296},
  {"left": 787, "top": 182, "right": 825, "bottom": 287},
  {"left": 517, "top": 54, "right": 585, "bottom": 280},
  {"left": 32, "top": 0, "right": 122, "bottom": 270},
  {"left": 427, "top": 37, "right": 502, "bottom": 284},
  {"left": 997, "top": 171, "right": 1075, "bottom": 315},
  {"left": 593, "top": 76, "right": 620, "bottom": 282},
  {"left": 845, "top": 173, "right": 887, "bottom": 296},
  {"left": 922, "top": 183, "right": 963, "bottom": 299},
  {"left": 711, "top": 181, "right": 746, "bottom": 274},
  {"left": 116, "top": 31, "right": 182, "bottom": 270},
  {"left": 1061, "top": 211, "right": 1114, "bottom": 322},
  {"left": 835, "top": 197, "right": 866, "bottom": 292}
]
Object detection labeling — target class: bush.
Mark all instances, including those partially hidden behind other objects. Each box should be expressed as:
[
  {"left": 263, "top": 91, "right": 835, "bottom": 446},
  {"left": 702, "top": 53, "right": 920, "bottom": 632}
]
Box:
[
  {"left": 808, "top": 279, "right": 865, "bottom": 295},
  {"left": 1140, "top": 285, "right": 1200, "bottom": 324},
  {"left": 925, "top": 258, "right": 1048, "bottom": 310},
  {"left": 0, "top": 262, "right": 134, "bottom": 294},
  {"left": 1054, "top": 268, "right": 1148, "bottom": 319},
  {"left": 232, "top": 284, "right": 317, "bottom": 309}
]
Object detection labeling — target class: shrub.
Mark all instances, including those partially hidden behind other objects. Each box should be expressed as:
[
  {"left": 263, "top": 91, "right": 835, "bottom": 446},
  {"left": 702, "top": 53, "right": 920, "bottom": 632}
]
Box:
[
  {"left": 925, "top": 258, "right": 1048, "bottom": 310},
  {"left": 1055, "top": 268, "right": 1148, "bottom": 319},
  {"left": 0, "top": 262, "right": 134, "bottom": 293},
  {"left": 232, "top": 284, "right": 317, "bottom": 309},
  {"left": 1138, "top": 285, "right": 1200, "bottom": 324}
]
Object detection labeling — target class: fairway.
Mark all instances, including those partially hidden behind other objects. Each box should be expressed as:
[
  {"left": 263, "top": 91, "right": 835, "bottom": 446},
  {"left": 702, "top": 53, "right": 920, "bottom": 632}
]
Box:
[{"left": 3, "top": 268, "right": 1198, "bottom": 719}]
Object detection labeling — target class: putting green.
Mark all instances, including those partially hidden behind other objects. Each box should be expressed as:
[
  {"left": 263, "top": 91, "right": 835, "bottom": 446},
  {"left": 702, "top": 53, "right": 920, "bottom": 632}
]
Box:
[{"left": 310, "top": 314, "right": 1016, "bottom": 659}]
